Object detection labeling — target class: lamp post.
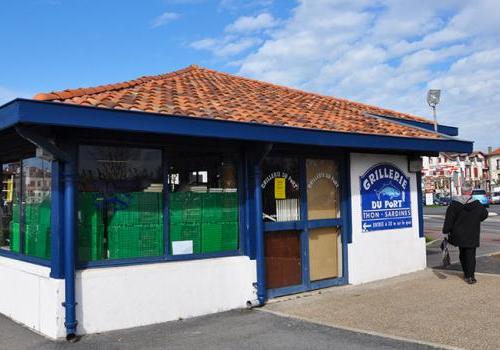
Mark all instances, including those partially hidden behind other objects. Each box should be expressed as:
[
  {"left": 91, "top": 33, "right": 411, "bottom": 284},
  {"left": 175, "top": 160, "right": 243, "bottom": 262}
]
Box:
[{"left": 427, "top": 89, "right": 441, "bottom": 132}]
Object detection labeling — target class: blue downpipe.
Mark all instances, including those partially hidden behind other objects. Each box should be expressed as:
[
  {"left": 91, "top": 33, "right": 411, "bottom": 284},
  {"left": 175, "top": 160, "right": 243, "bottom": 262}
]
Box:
[
  {"left": 254, "top": 164, "right": 266, "bottom": 305},
  {"left": 63, "top": 161, "right": 78, "bottom": 338}
]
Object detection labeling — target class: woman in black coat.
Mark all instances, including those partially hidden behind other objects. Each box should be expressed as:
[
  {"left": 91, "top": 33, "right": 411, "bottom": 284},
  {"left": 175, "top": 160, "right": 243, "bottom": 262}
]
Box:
[{"left": 442, "top": 197, "right": 488, "bottom": 284}]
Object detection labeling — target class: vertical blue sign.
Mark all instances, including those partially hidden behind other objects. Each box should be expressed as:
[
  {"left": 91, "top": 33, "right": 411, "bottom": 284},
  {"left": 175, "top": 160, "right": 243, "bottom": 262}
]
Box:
[{"left": 360, "top": 163, "right": 412, "bottom": 232}]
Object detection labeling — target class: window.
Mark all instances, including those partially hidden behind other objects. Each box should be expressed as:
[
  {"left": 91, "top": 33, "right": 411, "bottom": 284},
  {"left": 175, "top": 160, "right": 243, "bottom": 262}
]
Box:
[
  {"left": 0, "top": 157, "right": 52, "bottom": 259},
  {"left": 261, "top": 157, "right": 300, "bottom": 222},
  {"left": 78, "top": 145, "right": 163, "bottom": 261},
  {"left": 306, "top": 159, "right": 340, "bottom": 220},
  {"left": 168, "top": 151, "right": 239, "bottom": 255}
]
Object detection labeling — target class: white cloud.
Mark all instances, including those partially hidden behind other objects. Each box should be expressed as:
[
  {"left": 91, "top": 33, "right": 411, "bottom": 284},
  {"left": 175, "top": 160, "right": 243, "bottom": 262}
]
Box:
[
  {"left": 225, "top": 13, "right": 277, "bottom": 33},
  {"left": 151, "top": 12, "right": 180, "bottom": 28},
  {"left": 190, "top": 36, "right": 261, "bottom": 57},
  {"left": 225, "top": 0, "right": 500, "bottom": 151}
]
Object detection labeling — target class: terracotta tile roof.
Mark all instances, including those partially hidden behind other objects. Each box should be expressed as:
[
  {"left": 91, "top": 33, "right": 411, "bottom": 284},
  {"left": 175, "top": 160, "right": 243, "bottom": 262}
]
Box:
[
  {"left": 33, "top": 65, "right": 443, "bottom": 139},
  {"left": 490, "top": 147, "right": 500, "bottom": 155}
]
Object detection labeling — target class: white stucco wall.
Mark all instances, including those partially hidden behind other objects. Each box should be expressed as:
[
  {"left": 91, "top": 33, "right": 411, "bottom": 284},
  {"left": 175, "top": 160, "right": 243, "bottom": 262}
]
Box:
[
  {"left": 348, "top": 153, "right": 426, "bottom": 285},
  {"left": 0, "top": 255, "right": 256, "bottom": 339},
  {"left": 0, "top": 256, "right": 65, "bottom": 339},
  {"left": 75, "top": 255, "right": 256, "bottom": 335}
]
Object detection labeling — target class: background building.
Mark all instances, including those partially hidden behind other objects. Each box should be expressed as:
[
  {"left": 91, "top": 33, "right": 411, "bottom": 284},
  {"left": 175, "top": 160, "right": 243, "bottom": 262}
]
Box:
[
  {"left": 487, "top": 147, "right": 500, "bottom": 189},
  {"left": 422, "top": 151, "right": 489, "bottom": 198}
]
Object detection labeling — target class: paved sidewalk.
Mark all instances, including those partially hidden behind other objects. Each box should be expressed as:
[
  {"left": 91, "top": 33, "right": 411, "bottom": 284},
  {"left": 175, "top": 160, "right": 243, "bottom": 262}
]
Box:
[
  {"left": 0, "top": 309, "right": 436, "bottom": 350},
  {"left": 265, "top": 269, "right": 500, "bottom": 350}
]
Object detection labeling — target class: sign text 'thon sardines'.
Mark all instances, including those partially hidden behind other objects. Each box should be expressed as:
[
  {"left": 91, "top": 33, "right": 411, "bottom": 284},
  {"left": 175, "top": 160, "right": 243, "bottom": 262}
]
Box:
[{"left": 360, "top": 163, "right": 412, "bottom": 232}]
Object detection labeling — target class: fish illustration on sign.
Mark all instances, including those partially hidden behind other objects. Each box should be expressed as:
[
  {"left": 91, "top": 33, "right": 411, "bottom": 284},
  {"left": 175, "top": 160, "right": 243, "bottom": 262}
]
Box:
[{"left": 375, "top": 183, "right": 402, "bottom": 201}]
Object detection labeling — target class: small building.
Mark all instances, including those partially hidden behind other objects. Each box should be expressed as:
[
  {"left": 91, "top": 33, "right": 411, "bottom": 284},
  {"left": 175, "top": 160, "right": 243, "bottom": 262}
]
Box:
[
  {"left": 0, "top": 65, "right": 471, "bottom": 339},
  {"left": 487, "top": 147, "right": 500, "bottom": 187}
]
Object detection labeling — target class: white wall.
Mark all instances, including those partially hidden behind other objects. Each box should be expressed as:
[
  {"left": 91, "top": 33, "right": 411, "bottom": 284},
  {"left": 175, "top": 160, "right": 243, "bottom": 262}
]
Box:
[
  {"left": 76, "top": 256, "right": 256, "bottom": 335},
  {"left": 0, "top": 255, "right": 256, "bottom": 338},
  {"left": 348, "top": 153, "right": 426, "bottom": 285},
  {"left": 0, "top": 256, "right": 65, "bottom": 339}
]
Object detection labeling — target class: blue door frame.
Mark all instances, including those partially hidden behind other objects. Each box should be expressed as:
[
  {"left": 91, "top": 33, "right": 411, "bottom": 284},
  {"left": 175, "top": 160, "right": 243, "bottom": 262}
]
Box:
[{"left": 259, "top": 152, "right": 351, "bottom": 299}]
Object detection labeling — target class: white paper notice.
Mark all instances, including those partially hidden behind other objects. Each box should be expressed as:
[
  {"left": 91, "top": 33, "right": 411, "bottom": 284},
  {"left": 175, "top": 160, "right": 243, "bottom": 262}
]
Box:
[{"left": 172, "top": 240, "right": 193, "bottom": 255}]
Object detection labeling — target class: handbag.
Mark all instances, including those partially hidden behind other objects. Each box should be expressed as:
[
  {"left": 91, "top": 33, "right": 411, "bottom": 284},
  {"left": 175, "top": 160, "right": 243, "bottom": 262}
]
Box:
[{"left": 440, "top": 237, "right": 451, "bottom": 267}]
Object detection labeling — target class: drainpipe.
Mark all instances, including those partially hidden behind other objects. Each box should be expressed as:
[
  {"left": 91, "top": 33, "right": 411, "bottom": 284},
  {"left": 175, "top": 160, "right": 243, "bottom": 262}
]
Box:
[
  {"left": 62, "top": 159, "right": 78, "bottom": 340},
  {"left": 14, "top": 127, "right": 78, "bottom": 339},
  {"left": 253, "top": 143, "right": 273, "bottom": 305}
]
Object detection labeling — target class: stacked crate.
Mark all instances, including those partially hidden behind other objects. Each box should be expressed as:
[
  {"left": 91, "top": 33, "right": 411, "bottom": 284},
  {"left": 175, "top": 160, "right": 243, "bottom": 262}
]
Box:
[
  {"left": 169, "top": 192, "right": 202, "bottom": 254},
  {"left": 9, "top": 200, "right": 52, "bottom": 259},
  {"left": 200, "top": 192, "right": 239, "bottom": 253},
  {"left": 107, "top": 192, "right": 163, "bottom": 259},
  {"left": 78, "top": 193, "right": 105, "bottom": 261}
]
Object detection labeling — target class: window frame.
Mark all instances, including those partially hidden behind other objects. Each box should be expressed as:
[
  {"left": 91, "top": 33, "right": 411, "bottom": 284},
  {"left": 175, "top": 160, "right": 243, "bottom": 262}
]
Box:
[
  {"left": 263, "top": 151, "right": 350, "bottom": 299},
  {"left": 76, "top": 143, "right": 245, "bottom": 269}
]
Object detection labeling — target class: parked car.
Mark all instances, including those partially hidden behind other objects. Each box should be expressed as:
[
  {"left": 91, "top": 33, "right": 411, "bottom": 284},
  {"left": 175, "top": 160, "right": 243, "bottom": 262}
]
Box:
[
  {"left": 471, "top": 189, "right": 490, "bottom": 207},
  {"left": 491, "top": 191, "right": 500, "bottom": 204},
  {"left": 434, "top": 193, "right": 451, "bottom": 206}
]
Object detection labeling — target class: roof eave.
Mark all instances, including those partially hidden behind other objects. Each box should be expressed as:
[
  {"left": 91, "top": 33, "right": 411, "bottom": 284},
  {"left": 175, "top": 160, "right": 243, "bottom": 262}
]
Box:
[{"left": 0, "top": 98, "right": 473, "bottom": 154}]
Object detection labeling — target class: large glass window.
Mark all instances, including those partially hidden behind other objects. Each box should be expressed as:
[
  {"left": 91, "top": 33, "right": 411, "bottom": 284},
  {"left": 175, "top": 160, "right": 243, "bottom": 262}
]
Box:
[
  {"left": 78, "top": 145, "right": 163, "bottom": 261},
  {"left": 168, "top": 152, "right": 239, "bottom": 255},
  {"left": 0, "top": 157, "right": 52, "bottom": 259},
  {"left": 261, "top": 157, "right": 300, "bottom": 222}
]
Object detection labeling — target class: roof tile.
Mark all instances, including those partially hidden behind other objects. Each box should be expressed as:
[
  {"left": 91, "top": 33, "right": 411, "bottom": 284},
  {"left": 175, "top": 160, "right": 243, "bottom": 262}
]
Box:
[{"left": 33, "top": 65, "right": 443, "bottom": 139}]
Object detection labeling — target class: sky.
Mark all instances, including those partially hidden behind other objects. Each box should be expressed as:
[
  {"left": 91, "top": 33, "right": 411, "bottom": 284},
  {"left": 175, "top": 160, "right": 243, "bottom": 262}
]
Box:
[{"left": 1, "top": 0, "right": 499, "bottom": 151}]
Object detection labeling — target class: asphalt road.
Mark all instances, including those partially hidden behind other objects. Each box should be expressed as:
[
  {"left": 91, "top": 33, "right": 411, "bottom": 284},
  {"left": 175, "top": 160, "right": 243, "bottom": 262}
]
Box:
[
  {"left": 424, "top": 203, "right": 500, "bottom": 268},
  {"left": 0, "top": 310, "right": 437, "bottom": 350}
]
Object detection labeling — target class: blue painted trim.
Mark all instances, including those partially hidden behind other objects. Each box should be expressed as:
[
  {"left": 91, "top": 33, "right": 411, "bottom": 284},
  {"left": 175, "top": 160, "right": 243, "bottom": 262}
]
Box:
[
  {"left": 371, "top": 113, "right": 459, "bottom": 136},
  {"left": 237, "top": 152, "right": 246, "bottom": 255},
  {"left": 253, "top": 163, "right": 266, "bottom": 304},
  {"left": 2, "top": 99, "right": 472, "bottom": 153},
  {"left": 307, "top": 218, "right": 342, "bottom": 229},
  {"left": 342, "top": 153, "right": 353, "bottom": 244},
  {"left": 416, "top": 171, "right": 424, "bottom": 238},
  {"left": 341, "top": 152, "right": 351, "bottom": 282},
  {"left": 298, "top": 157, "right": 309, "bottom": 290},
  {"left": 0, "top": 249, "right": 51, "bottom": 267},
  {"left": 78, "top": 250, "right": 243, "bottom": 269},
  {"left": 267, "top": 276, "right": 348, "bottom": 299},
  {"left": 264, "top": 221, "right": 304, "bottom": 231},
  {"left": 50, "top": 161, "right": 64, "bottom": 279},
  {"left": 243, "top": 151, "right": 254, "bottom": 259},
  {"left": 162, "top": 149, "right": 169, "bottom": 256},
  {"left": 62, "top": 147, "right": 77, "bottom": 336}
]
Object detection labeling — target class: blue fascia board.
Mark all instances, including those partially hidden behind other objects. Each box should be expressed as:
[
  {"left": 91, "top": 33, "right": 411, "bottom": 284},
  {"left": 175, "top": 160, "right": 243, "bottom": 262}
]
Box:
[
  {"left": 373, "top": 114, "right": 459, "bottom": 136},
  {"left": 1, "top": 98, "right": 472, "bottom": 153}
]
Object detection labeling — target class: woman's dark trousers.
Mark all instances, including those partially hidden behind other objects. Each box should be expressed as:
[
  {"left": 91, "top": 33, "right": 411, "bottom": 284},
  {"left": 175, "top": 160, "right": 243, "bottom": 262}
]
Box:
[{"left": 459, "top": 247, "right": 476, "bottom": 278}]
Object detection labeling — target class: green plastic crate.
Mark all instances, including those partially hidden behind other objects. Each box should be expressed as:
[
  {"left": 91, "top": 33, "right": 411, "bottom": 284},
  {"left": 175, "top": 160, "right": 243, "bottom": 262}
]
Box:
[
  {"left": 9, "top": 222, "right": 20, "bottom": 253},
  {"left": 170, "top": 222, "right": 201, "bottom": 254},
  {"left": 78, "top": 224, "right": 105, "bottom": 261},
  {"left": 78, "top": 193, "right": 104, "bottom": 226},
  {"left": 221, "top": 221, "right": 239, "bottom": 251},
  {"left": 109, "top": 192, "right": 163, "bottom": 226},
  {"left": 12, "top": 203, "right": 20, "bottom": 224},
  {"left": 201, "top": 222, "right": 222, "bottom": 253},
  {"left": 108, "top": 224, "right": 163, "bottom": 259},
  {"left": 24, "top": 224, "right": 51, "bottom": 259},
  {"left": 170, "top": 192, "right": 202, "bottom": 223}
]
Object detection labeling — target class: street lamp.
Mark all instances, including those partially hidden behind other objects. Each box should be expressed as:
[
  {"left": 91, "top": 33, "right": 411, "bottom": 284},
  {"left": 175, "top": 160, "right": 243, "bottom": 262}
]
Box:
[{"left": 427, "top": 89, "right": 441, "bottom": 133}]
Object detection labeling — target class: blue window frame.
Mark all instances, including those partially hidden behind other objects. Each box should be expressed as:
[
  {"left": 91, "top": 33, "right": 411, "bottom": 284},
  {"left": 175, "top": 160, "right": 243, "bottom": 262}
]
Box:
[
  {"left": 76, "top": 143, "right": 246, "bottom": 269},
  {"left": 264, "top": 153, "right": 350, "bottom": 299}
]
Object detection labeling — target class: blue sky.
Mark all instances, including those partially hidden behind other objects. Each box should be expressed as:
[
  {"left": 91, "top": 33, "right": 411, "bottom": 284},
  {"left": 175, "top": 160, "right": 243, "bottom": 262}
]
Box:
[{"left": 1, "top": 0, "right": 499, "bottom": 151}]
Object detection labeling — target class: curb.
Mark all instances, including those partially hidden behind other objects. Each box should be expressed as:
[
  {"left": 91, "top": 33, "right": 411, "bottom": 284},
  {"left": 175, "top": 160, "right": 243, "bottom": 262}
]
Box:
[{"left": 258, "top": 308, "right": 463, "bottom": 350}]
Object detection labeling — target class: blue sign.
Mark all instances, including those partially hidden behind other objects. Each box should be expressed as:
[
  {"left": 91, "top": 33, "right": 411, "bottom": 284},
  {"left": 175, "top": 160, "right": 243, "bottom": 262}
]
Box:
[{"left": 360, "top": 163, "right": 412, "bottom": 232}]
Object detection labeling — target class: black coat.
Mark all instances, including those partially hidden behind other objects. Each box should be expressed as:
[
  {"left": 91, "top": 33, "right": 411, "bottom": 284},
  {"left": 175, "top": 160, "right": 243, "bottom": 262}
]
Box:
[{"left": 442, "top": 200, "right": 488, "bottom": 247}]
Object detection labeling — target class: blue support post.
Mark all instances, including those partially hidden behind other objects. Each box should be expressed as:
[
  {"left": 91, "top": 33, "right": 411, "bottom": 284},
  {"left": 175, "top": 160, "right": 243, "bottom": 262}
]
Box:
[
  {"left": 63, "top": 158, "right": 78, "bottom": 338},
  {"left": 254, "top": 163, "right": 266, "bottom": 304},
  {"left": 416, "top": 171, "right": 424, "bottom": 238}
]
